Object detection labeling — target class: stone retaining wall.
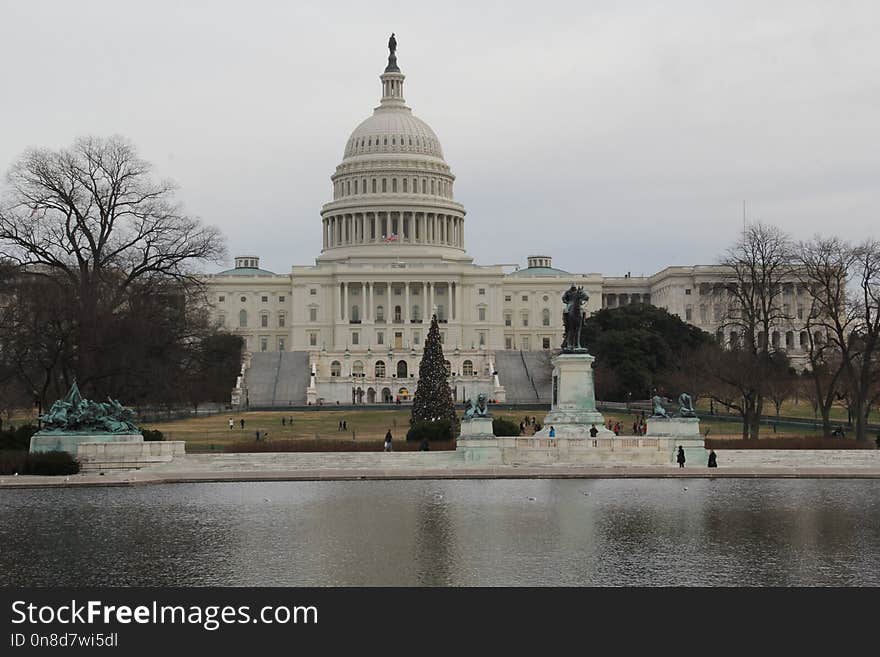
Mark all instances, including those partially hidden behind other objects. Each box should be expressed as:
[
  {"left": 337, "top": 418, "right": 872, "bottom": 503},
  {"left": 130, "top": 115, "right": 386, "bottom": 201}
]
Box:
[
  {"left": 77, "top": 441, "right": 186, "bottom": 471},
  {"left": 713, "top": 449, "right": 880, "bottom": 468}
]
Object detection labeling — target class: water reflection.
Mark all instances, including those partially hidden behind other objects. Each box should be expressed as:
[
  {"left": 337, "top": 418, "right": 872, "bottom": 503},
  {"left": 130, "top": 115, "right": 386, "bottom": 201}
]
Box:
[{"left": 1, "top": 479, "right": 878, "bottom": 586}]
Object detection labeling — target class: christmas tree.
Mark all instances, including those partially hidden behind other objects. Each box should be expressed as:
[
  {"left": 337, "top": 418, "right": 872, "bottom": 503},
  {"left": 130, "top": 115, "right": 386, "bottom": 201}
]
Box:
[{"left": 410, "top": 314, "right": 459, "bottom": 439}]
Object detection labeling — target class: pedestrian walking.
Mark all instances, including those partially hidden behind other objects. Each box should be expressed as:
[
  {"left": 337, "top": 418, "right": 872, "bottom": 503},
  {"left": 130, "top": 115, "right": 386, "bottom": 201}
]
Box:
[
  {"left": 384, "top": 430, "right": 393, "bottom": 452},
  {"left": 677, "top": 445, "right": 686, "bottom": 468},
  {"left": 282, "top": 417, "right": 286, "bottom": 426},
  {"left": 343, "top": 420, "right": 347, "bottom": 430},
  {"left": 228, "top": 417, "right": 234, "bottom": 430},
  {"left": 255, "top": 430, "right": 261, "bottom": 441},
  {"left": 549, "top": 426, "right": 556, "bottom": 438},
  {"left": 240, "top": 418, "right": 245, "bottom": 430},
  {"left": 707, "top": 450, "right": 717, "bottom": 468}
]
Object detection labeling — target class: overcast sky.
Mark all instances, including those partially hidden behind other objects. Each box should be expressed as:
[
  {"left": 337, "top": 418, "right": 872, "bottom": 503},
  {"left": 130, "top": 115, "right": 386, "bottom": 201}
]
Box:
[{"left": 1, "top": 0, "right": 878, "bottom": 276}]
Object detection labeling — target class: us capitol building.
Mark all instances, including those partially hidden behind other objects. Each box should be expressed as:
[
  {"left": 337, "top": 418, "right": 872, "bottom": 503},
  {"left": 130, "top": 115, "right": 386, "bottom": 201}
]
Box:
[{"left": 207, "top": 38, "right": 815, "bottom": 406}]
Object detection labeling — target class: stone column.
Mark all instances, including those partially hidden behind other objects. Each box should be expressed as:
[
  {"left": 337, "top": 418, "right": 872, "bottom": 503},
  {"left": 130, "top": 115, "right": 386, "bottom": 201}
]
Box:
[
  {"left": 405, "top": 283, "right": 410, "bottom": 322},
  {"left": 456, "top": 281, "right": 462, "bottom": 321},
  {"left": 427, "top": 282, "right": 434, "bottom": 319},
  {"left": 343, "top": 282, "right": 348, "bottom": 321},
  {"left": 384, "top": 212, "right": 390, "bottom": 239},
  {"left": 367, "top": 283, "right": 372, "bottom": 320}
]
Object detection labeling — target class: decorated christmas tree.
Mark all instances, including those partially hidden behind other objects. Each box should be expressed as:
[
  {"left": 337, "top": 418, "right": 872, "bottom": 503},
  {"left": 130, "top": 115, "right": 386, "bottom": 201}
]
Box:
[{"left": 410, "top": 314, "right": 459, "bottom": 439}]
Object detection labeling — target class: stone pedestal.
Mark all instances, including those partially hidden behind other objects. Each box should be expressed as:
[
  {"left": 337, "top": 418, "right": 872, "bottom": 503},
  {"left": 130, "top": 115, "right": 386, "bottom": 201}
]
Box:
[
  {"left": 456, "top": 416, "right": 501, "bottom": 464},
  {"left": 29, "top": 432, "right": 143, "bottom": 457},
  {"left": 645, "top": 416, "right": 706, "bottom": 464},
  {"left": 458, "top": 417, "right": 495, "bottom": 439},
  {"left": 536, "top": 352, "right": 613, "bottom": 437},
  {"left": 645, "top": 417, "right": 701, "bottom": 438}
]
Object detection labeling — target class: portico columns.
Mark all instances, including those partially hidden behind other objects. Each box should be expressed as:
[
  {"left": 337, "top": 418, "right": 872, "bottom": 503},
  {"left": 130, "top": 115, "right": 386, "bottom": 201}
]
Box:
[
  {"left": 343, "top": 282, "right": 348, "bottom": 320},
  {"left": 405, "top": 283, "right": 410, "bottom": 322}
]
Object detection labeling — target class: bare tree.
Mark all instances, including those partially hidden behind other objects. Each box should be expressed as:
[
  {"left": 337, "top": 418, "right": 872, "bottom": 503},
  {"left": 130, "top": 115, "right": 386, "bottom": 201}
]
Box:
[
  {"left": 799, "top": 237, "right": 880, "bottom": 441},
  {"left": 717, "top": 222, "right": 796, "bottom": 438},
  {"left": 0, "top": 136, "right": 226, "bottom": 394}
]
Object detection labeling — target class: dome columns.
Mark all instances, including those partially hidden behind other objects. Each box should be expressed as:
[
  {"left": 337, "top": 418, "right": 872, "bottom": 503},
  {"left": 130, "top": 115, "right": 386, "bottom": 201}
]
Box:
[{"left": 322, "top": 210, "right": 464, "bottom": 251}]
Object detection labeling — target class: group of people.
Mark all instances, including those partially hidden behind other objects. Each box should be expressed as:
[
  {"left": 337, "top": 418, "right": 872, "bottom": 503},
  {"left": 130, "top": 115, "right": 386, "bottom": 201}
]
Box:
[
  {"left": 519, "top": 416, "right": 543, "bottom": 435},
  {"left": 676, "top": 446, "right": 718, "bottom": 468},
  {"left": 598, "top": 414, "right": 648, "bottom": 436},
  {"left": 337, "top": 420, "right": 348, "bottom": 431}
]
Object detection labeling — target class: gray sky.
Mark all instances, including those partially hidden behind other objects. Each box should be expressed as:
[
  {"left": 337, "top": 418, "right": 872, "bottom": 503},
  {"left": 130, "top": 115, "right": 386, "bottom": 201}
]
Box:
[{"left": 2, "top": 0, "right": 878, "bottom": 276}]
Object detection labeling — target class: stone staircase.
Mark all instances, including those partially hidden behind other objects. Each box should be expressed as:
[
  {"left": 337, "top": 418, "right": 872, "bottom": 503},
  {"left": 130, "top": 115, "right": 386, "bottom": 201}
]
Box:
[
  {"left": 244, "top": 351, "right": 311, "bottom": 406},
  {"left": 494, "top": 350, "right": 553, "bottom": 403}
]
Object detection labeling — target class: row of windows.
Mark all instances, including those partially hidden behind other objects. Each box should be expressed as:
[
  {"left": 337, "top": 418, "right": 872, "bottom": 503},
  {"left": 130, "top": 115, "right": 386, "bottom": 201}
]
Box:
[
  {"left": 346, "top": 134, "right": 439, "bottom": 155},
  {"left": 504, "top": 309, "right": 552, "bottom": 327},
  {"left": 685, "top": 303, "right": 809, "bottom": 323},
  {"left": 333, "top": 175, "right": 452, "bottom": 199},
  {"left": 694, "top": 282, "right": 809, "bottom": 297},
  {"left": 218, "top": 311, "right": 286, "bottom": 328},
  {"left": 719, "top": 330, "right": 828, "bottom": 350},
  {"left": 504, "top": 336, "right": 553, "bottom": 350},
  {"left": 218, "top": 295, "right": 286, "bottom": 304},
  {"left": 327, "top": 358, "right": 483, "bottom": 378}
]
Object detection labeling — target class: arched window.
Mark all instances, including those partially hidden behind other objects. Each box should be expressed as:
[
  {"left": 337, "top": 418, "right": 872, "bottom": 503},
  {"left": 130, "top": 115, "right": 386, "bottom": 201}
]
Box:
[
  {"left": 377, "top": 305, "right": 385, "bottom": 321},
  {"left": 403, "top": 178, "right": 408, "bottom": 193},
  {"left": 382, "top": 178, "right": 387, "bottom": 192},
  {"left": 394, "top": 305, "right": 402, "bottom": 322},
  {"left": 239, "top": 310, "right": 247, "bottom": 327},
  {"left": 352, "top": 360, "right": 364, "bottom": 377},
  {"left": 396, "top": 360, "right": 408, "bottom": 378},
  {"left": 392, "top": 178, "right": 398, "bottom": 192},
  {"left": 330, "top": 361, "right": 341, "bottom": 377},
  {"left": 372, "top": 178, "right": 377, "bottom": 193},
  {"left": 351, "top": 305, "right": 360, "bottom": 322},
  {"left": 462, "top": 360, "right": 474, "bottom": 376},
  {"left": 800, "top": 331, "right": 808, "bottom": 348},
  {"left": 375, "top": 360, "right": 386, "bottom": 377},
  {"left": 785, "top": 331, "right": 794, "bottom": 349},
  {"left": 771, "top": 331, "right": 780, "bottom": 348},
  {"left": 542, "top": 308, "right": 551, "bottom": 326},
  {"left": 814, "top": 331, "right": 825, "bottom": 345}
]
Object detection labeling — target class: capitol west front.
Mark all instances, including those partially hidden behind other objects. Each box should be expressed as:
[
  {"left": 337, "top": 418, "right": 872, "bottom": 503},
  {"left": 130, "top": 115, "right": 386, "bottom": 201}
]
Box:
[{"left": 207, "top": 42, "right": 815, "bottom": 406}]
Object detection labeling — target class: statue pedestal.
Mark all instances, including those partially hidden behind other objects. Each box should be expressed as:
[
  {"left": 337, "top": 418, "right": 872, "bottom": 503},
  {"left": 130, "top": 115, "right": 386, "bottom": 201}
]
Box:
[
  {"left": 645, "top": 417, "right": 706, "bottom": 464},
  {"left": 536, "top": 352, "right": 614, "bottom": 437},
  {"left": 458, "top": 417, "right": 495, "bottom": 439},
  {"left": 29, "top": 432, "right": 143, "bottom": 457},
  {"left": 456, "top": 417, "right": 501, "bottom": 464},
  {"left": 645, "top": 417, "right": 701, "bottom": 438}
]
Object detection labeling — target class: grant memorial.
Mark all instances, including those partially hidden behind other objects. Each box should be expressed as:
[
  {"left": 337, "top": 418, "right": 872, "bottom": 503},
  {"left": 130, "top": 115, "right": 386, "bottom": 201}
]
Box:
[{"left": 536, "top": 286, "right": 613, "bottom": 437}]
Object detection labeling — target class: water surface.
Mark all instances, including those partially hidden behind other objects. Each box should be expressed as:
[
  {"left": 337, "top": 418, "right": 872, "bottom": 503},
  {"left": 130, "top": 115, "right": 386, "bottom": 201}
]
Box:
[{"left": 1, "top": 479, "right": 878, "bottom": 586}]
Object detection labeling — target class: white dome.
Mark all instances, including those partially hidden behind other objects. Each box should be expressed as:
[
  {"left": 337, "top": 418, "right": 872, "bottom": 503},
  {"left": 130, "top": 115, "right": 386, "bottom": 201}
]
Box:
[{"left": 344, "top": 109, "right": 444, "bottom": 160}]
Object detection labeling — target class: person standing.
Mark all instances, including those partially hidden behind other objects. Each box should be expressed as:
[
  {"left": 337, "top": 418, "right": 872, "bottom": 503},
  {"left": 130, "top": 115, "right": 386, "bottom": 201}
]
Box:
[
  {"left": 677, "top": 446, "right": 686, "bottom": 468},
  {"left": 549, "top": 426, "right": 556, "bottom": 438},
  {"left": 384, "top": 430, "right": 393, "bottom": 452},
  {"left": 589, "top": 424, "right": 598, "bottom": 437},
  {"left": 282, "top": 417, "right": 286, "bottom": 427},
  {"left": 708, "top": 450, "right": 717, "bottom": 468},
  {"left": 240, "top": 418, "right": 245, "bottom": 430},
  {"left": 228, "top": 417, "right": 234, "bottom": 430}
]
